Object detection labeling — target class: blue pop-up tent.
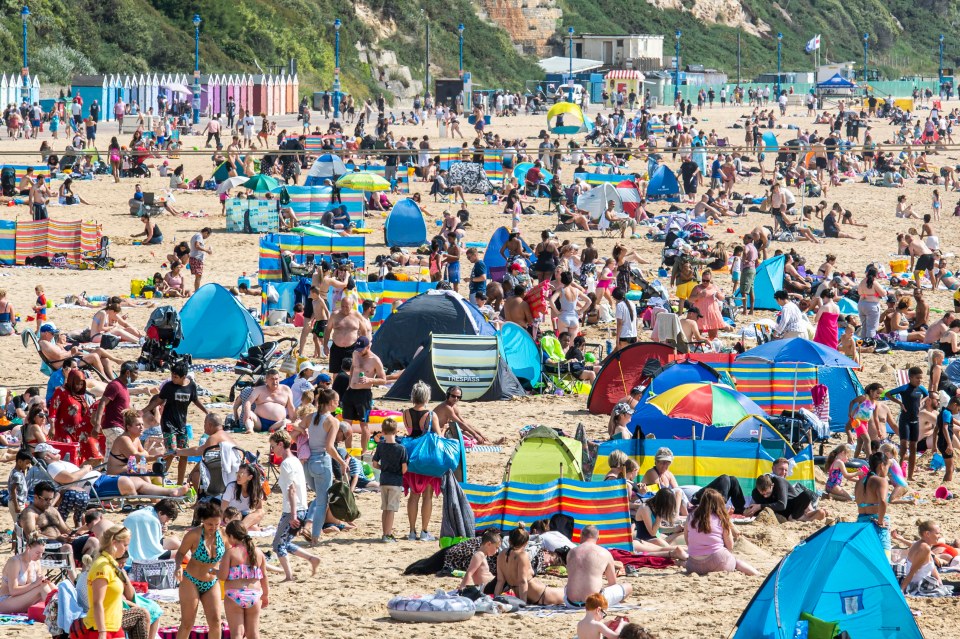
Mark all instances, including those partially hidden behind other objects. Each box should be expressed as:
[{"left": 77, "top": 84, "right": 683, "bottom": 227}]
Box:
[
  {"left": 384, "top": 197, "right": 427, "bottom": 247},
  {"left": 761, "top": 131, "right": 779, "bottom": 154},
  {"left": 646, "top": 165, "right": 681, "bottom": 202},
  {"left": 498, "top": 321, "right": 541, "bottom": 390},
  {"left": 736, "top": 254, "right": 785, "bottom": 310},
  {"left": 483, "top": 226, "right": 532, "bottom": 282},
  {"left": 733, "top": 522, "right": 921, "bottom": 639},
  {"left": 178, "top": 284, "right": 264, "bottom": 359}
]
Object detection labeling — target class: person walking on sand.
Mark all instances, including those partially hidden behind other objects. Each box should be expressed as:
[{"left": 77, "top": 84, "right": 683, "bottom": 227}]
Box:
[
  {"left": 268, "top": 430, "right": 320, "bottom": 581},
  {"left": 189, "top": 227, "right": 212, "bottom": 292}
]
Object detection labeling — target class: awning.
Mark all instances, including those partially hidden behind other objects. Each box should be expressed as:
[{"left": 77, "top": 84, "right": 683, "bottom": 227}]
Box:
[
  {"left": 162, "top": 82, "right": 193, "bottom": 95},
  {"left": 538, "top": 56, "right": 605, "bottom": 75},
  {"left": 606, "top": 70, "right": 645, "bottom": 81}
]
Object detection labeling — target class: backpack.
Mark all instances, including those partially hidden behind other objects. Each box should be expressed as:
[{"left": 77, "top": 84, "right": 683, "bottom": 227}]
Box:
[
  {"left": 279, "top": 186, "right": 291, "bottom": 206},
  {"left": 328, "top": 480, "right": 360, "bottom": 522}
]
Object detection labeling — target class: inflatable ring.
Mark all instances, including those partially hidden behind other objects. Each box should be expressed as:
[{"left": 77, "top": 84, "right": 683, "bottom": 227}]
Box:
[
  {"left": 813, "top": 456, "right": 867, "bottom": 471},
  {"left": 387, "top": 592, "right": 476, "bottom": 623}
]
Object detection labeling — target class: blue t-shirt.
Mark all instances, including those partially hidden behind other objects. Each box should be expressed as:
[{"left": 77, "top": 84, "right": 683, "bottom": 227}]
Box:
[
  {"left": 710, "top": 159, "right": 722, "bottom": 179},
  {"left": 887, "top": 383, "right": 928, "bottom": 420},
  {"left": 469, "top": 260, "right": 488, "bottom": 295},
  {"left": 46, "top": 368, "right": 65, "bottom": 403}
]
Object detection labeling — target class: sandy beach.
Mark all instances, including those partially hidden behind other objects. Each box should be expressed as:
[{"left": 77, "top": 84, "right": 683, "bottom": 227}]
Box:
[{"left": 2, "top": 97, "right": 960, "bottom": 638}]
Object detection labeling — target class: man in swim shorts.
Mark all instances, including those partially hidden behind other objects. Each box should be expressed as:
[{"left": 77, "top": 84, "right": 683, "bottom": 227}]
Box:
[{"left": 564, "top": 525, "right": 632, "bottom": 608}]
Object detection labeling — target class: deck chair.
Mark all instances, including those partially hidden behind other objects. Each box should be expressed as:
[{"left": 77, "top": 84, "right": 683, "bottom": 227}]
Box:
[
  {"left": 14, "top": 523, "right": 73, "bottom": 582},
  {"left": 770, "top": 209, "right": 797, "bottom": 242},
  {"left": 196, "top": 442, "right": 247, "bottom": 501},
  {"left": 540, "top": 334, "right": 591, "bottom": 395},
  {"left": 21, "top": 329, "right": 108, "bottom": 382},
  {"left": 555, "top": 204, "right": 579, "bottom": 232}
]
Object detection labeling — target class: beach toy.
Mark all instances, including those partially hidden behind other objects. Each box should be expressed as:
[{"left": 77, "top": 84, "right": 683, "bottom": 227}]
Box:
[
  {"left": 465, "top": 241, "right": 487, "bottom": 248},
  {"left": 387, "top": 591, "right": 476, "bottom": 623},
  {"left": 144, "top": 291, "right": 154, "bottom": 299},
  {"left": 347, "top": 447, "right": 362, "bottom": 458},
  {"left": 584, "top": 352, "right": 596, "bottom": 363},
  {"left": 935, "top": 485, "right": 953, "bottom": 499},
  {"left": 131, "top": 279, "right": 147, "bottom": 297}
]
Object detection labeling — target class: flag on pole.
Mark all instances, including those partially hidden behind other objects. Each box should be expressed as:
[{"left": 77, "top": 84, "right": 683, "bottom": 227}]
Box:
[{"left": 804, "top": 35, "right": 821, "bottom": 53}]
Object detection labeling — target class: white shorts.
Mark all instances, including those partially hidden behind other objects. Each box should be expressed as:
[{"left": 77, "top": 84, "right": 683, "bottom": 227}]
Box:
[{"left": 565, "top": 583, "right": 626, "bottom": 608}]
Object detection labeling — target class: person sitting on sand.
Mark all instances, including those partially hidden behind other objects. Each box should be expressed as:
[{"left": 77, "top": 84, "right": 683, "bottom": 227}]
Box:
[
  {"left": 634, "top": 489, "right": 687, "bottom": 557},
  {"left": 495, "top": 525, "right": 565, "bottom": 605},
  {"left": 899, "top": 520, "right": 953, "bottom": 596},
  {"left": 564, "top": 525, "right": 632, "bottom": 608},
  {"left": 575, "top": 593, "right": 629, "bottom": 639},
  {"left": 684, "top": 488, "right": 758, "bottom": 576},
  {"left": 823, "top": 443, "right": 859, "bottom": 501},
  {"left": 458, "top": 529, "right": 501, "bottom": 594},
  {"left": 640, "top": 448, "right": 688, "bottom": 522},
  {"left": 0, "top": 535, "right": 55, "bottom": 615},
  {"left": 161, "top": 262, "right": 190, "bottom": 298},
  {"left": 131, "top": 212, "right": 163, "bottom": 245},
  {"left": 90, "top": 299, "right": 143, "bottom": 344},
  {"left": 745, "top": 469, "right": 827, "bottom": 522}
]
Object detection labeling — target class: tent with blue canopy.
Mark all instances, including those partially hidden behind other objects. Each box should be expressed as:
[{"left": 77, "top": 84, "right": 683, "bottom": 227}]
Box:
[
  {"left": 646, "top": 165, "right": 681, "bottom": 202},
  {"left": 817, "top": 73, "right": 858, "bottom": 89},
  {"left": 513, "top": 162, "right": 553, "bottom": 185},
  {"left": 178, "top": 284, "right": 264, "bottom": 359},
  {"left": 384, "top": 197, "right": 427, "bottom": 247},
  {"left": 761, "top": 131, "right": 779, "bottom": 154},
  {"left": 498, "top": 321, "right": 541, "bottom": 390},
  {"left": 305, "top": 153, "right": 348, "bottom": 185},
  {"left": 483, "top": 226, "right": 532, "bottom": 282},
  {"left": 733, "top": 522, "right": 921, "bottom": 639},
  {"left": 546, "top": 102, "right": 594, "bottom": 135},
  {"left": 736, "top": 254, "right": 785, "bottom": 310},
  {"left": 640, "top": 360, "right": 723, "bottom": 402}
]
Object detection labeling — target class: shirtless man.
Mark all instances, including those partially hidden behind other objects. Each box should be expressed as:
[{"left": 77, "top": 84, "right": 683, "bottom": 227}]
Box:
[
  {"left": 912, "top": 288, "right": 930, "bottom": 330},
  {"left": 243, "top": 369, "right": 296, "bottom": 433},
  {"left": 311, "top": 261, "right": 348, "bottom": 311},
  {"left": 679, "top": 307, "right": 705, "bottom": 345},
  {"left": 503, "top": 285, "right": 534, "bottom": 332},
  {"left": 433, "top": 385, "right": 490, "bottom": 444},
  {"left": 499, "top": 233, "right": 529, "bottom": 263},
  {"left": 38, "top": 322, "right": 117, "bottom": 379},
  {"left": 299, "top": 286, "right": 330, "bottom": 358},
  {"left": 28, "top": 175, "right": 51, "bottom": 221},
  {"left": 749, "top": 226, "right": 771, "bottom": 261},
  {"left": 924, "top": 312, "right": 954, "bottom": 345},
  {"left": 17, "top": 167, "right": 35, "bottom": 196},
  {"left": 360, "top": 299, "right": 376, "bottom": 336},
  {"left": 176, "top": 413, "right": 237, "bottom": 487},
  {"left": 343, "top": 336, "right": 386, "bottom": 450},
  {"left": 693, "top": 194, "right": 724, "bottom": 222},
  {"left": 70, "top": 508, "right": 118, "bottom": 561},
  {"left": 905, "top": 234, "right": 935, "bottom": 287},
  {"left": 327, "top": 295, "right": 364, "bottom": 374},
  {"left": 226, "top": 134, "right": 241, "bottom": 168},
  {"left": 18, "top": 480, "right": 77, "bottom": 577},
  {"left": 564, "top": 525, "right": 632, "bottom": 608}
]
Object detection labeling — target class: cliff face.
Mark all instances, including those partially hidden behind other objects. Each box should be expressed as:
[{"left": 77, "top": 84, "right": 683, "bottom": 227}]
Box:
[
  {"left": 477, "top": 0, "right": 563, "bottom": 56},
  {"left": 646, "top": 0, "right": 770, "bottom": 36}
]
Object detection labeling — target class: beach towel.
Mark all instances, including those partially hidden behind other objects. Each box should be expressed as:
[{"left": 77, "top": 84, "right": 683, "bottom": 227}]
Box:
[
  {"left": 610, "top": 549, "right": 674, "bottom": 569},
  {"left": 440, "top": 470, "right": 475, "bottom": 543}
]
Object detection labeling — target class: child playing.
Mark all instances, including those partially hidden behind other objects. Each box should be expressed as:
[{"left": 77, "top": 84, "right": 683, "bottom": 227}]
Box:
[
  {"left": 730, "top": 245, "right": 743, "bottom": 298},
  {"left": 292, "top": 303, "right": 305, "bottom": 328},
  {"left": 575, "top": 593, "right": 628, "bottom": 639},
  {"left": 839, "top": 315, "right": 860, "bottom": 366},
  {"left": 33, "top": 284, "right": 47, "bottom": 331},
  {"left": 933, "top": 189, "right": 942, "bottom": 221},
  {"left": 371, "top": 417, "right": 407, "bottom": 543},
  {"left": 880, "top": 442, "right": 910, "bottom": 503},
  {"left": 6, "top": 450, "right": 33, "bottom": 523},
  {"left": 823, "top": 444, "right": 859, "bottom": 501},
  {"left": 458, "top": 529, "right": 501, "bottom": 594},
  {"left": 847, "top": 382, "right": 882, "bottom": 459}
]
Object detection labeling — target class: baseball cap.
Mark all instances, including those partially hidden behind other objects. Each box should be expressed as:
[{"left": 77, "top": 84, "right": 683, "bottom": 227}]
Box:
[
  {"left": 39, "top": 323, "right": 58, "bottom": 334},
  {"left": 34, "top": 443, "right": 55, "bottom": 455},
  {"left": 317, "top": 373, "right": 332, "bottom": 383},
  {"left": 612, "top": 402, "right": 634, "bottom": 418},
  {"left": 355, "top": 335, "right": 371, "bottom": 350}
]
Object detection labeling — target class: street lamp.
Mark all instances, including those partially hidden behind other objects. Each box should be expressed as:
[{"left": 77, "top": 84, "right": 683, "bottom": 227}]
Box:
[
  {"left": 458, "top": 23, "right": 465, "bottom": 78},
  {"left": 21, "top": 6, "right": 30, "bottom": 106},
  {"left": 776, "top": 32, "right": 782, "bottom": 99},
  {"left": 333, "top": 18, "right": 342, "bottom": 120},
  {"left": 192, "top": 14, "right": 201, "bottom": 125},
  {"left": 567, "top": 27, "right": 574, "bottom": 102},
  {"left": 863, "top": 33, "right": 869, "bottom": 82},
  {"left": 674, "top": 30, "right": 681, "bottom": 104},
  {"left": 939, "top": 34, "right": 945, "bottom": 89}
]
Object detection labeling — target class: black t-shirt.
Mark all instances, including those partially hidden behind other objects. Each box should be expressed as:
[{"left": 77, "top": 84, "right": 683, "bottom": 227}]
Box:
[
  {"left": 372, "top": 441, "right": 408, "bottom": 486},
  {"left": 679, "top": 161, "right": 699, "bottom": 187},
  {"left": 174, "top": 244, "right": 190, "bottom": 260},
  {"left": 158, "top": 379, "right": 198, "bottom": 429},
  {"left": 565, "top": 346, "right": 584, "bottom": 362},
  {"left": 823, "top": 212, "right": 839, "bottom": 237},
  {"left": 332, "top": 372, "right": 350, "bottom": 404}
]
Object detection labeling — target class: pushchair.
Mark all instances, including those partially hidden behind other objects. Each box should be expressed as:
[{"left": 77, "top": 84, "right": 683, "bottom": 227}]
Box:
[
  {"left": 229, "top": 337, "right": 298, "bottom": 400},
  {"left": 138, "top": 306, "right": 190, "bottom": 372},
  {"left": 78, "top": 236, "right": 114, "bottom": 270},
  {"left": 0, "top": 167, "right": 15, "bottom": 196}
]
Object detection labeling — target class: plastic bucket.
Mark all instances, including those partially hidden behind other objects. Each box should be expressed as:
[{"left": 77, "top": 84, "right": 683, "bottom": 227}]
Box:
[{"left": 131, "top": 279, "right": 147, "bottom": 296}]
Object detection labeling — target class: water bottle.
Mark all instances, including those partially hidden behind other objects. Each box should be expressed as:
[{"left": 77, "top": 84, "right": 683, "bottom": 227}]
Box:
[
  {"left": 605, "top": 340, "right": 613, "bottom": 356},
  {"left": 138, "top": 455, "right": 148, "bottom": 474}
]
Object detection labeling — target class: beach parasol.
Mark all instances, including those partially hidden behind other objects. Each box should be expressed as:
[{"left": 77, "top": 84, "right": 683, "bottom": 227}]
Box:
[
  {"left": 242, "top": 174, "right": 280, "bottom": 193},
  {"left": 647, "top": 382, "right": 765, "bottom": 428},
  {"left": 335, "top": 172, "right": 390, "bottom": 192},
  {"left": 216, "top": 175, "right": 248, "bottom": 194}
]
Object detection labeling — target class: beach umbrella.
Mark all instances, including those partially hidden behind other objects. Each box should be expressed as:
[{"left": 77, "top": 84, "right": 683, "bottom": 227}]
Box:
[
  {"left": 216, "top": 175, "right": 248, "bottom": 194},
  {"left": 647, "top": 382, "right": 766, "bottom": 428},
  {"left": 243, "top": 174, "right": 280, "bottom": 193},
  {"left": 308, "top": 153, "right": 347, "bottom": 179},
  {"left": 641, "top": 360, "right": 722, "bottom": 402},
  {"left": 336, "top": 172, "right": 390, "bottom": 192}
]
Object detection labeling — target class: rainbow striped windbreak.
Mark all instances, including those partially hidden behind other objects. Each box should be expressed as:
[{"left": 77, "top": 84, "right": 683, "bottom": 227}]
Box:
[
  {"left": 279, "top": 186, "right": 365, "bottom": 222},
  {"left": 15, "top": 219, "right": 101, "bottom": 265},
  {"left": 258, "top": 233, "right": 365, "bottom": 280},
  {"left": 438, "top": 148, "right": 504, "bottom": 183},
  {"left": 461, "top": 478, "right": 633, "bottom": 550},
  {"left": 0, "top": 220, "right": 14, "bottom": 265},
  {"left": 572, "top": 171, "right": 629, "bottom": 186},
  {"left": 593, "top": 438, "right": 816, "bottom": 493},
  {"left": 350, "top": 280, "right": 437, "bottom": 330}
]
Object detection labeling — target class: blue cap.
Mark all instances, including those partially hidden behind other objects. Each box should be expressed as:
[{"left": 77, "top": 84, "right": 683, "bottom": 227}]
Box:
[
  {"left": 39, "top": 323, "right": 58, "bottom": 334},
  {"left": 318, "top": 373, "right": 332, "bottom": 383}
]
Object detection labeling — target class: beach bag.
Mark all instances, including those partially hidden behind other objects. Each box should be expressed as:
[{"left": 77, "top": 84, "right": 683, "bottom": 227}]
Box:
[
  {"left": 328, "top": 480, "right": 360, "bottom": 522},
  {"left": 130, "top": 559, "right": 177, "bottom": 590},
  {"left": 403, "top": 431, "right": 462, "bottom": 478},
  {"left": 99, "top": 334, "right": 121, "bottom": 350}
]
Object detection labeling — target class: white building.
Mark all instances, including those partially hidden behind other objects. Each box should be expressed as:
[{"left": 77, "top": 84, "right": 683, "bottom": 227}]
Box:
[{"left": 571, "top": 34, "right": 664, "bottom": 69}]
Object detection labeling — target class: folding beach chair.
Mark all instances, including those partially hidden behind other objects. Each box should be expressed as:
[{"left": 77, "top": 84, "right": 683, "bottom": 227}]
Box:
[{"left": 14, "top": 524, "right": 73, "bottom": 583}]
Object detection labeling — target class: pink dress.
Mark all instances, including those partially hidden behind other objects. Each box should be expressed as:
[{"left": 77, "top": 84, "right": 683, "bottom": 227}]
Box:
[
  {"left": 694, "top": 284, "right": 726, "bottom": 333},
  {"left": 813, "top": 312, "right": 839, "bottom": 350}
]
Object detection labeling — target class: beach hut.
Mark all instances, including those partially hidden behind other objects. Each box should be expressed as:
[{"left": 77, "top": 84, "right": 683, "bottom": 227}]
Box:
[
  {"left": 252, "top": 76, "right": 265, "bottom": 116},
  {"left": 268, "top": 75, "right": 276, "bottom": 116},
  {"left": 70, "top": 75, "right": 108, "bottom": 118},
  {"left": 291, "top": 74, "right": 299, "bottom": 113},
  {"left": 733, "top": 523, "right": 922, "bottom": 639},
  {"left": 147, "top": 74, "right": 159, "bottom": 114},
  {"left": 285, "top": 74, "right": 294, "bottom": 114},
  {"left": 605, "top": 69, "right": 644, "bottom": 100},
  {"left": 244, "top": 75, "right": 253, "bottom": 113}
]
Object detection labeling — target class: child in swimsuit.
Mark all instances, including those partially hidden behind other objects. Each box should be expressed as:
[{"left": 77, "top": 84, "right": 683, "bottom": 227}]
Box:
[
  {"left": 880, "top": 442, "right": 910, "bottom": 503},
  {"left": 823, "top": 444, "right": 859, "bottom": 501},
  {"left": 219, "top": 521, "right": 268, "bottom": 638},
  {"left": 848, "top": 383, "right": 883, "bottom": 459}
]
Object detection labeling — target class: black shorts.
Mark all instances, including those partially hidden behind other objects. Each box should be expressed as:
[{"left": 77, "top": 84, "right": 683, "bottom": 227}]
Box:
[
  {"left": 329, "top": 342, "right": 355, "bottom": 374},
  {"left": 311, "top": 319, "right": 328, "bottom": 339},
  {"left": 341, "top": 387, "right": 373, "bottom": 422},
  {"left": 815, "top": 157, "right": 827, "bottom": 169},
  {"left": 899, "top": 417, "right": 920, "bottom": 443},
  {"left": 784, "top": 489, "right": 813, "bottom": 520},
  {"left": 938, "top": 427, "right": 954, "bottom": 458},
  {"left": 915, "top": 254, "right": 935, "bottom": 273},
  {"left": 618, "top": 336, "right": 638, "bottom": 345}
]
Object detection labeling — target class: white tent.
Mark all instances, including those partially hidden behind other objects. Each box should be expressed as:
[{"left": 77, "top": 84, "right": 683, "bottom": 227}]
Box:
[{"left": 576, "top": 182, "right": 623, "bottom": 222}]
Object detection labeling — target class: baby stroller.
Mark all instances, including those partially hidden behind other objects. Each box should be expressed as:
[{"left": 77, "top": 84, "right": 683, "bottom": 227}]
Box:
[
  {"left": 78, "top": 236, "right": 114, "bottom": 270},
  {"left": 138, "top": 306, "right": 190, "bottom": 372},
  {"left": 0, "top": 167, "right": 15, "bottom": 196},
  {"left": 229, "top": 337, "right": 298, "bottom": 400}
]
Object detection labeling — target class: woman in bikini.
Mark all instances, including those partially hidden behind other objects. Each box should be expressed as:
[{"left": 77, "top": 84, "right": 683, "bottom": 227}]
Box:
[
  {"left": 175, "top": 501, "right": 225, "bottom": 639},
  {"left": 0, "top": 535, "right": 54, "bottom": 614},
  {"left": 91, "top": 300, "right": 142, "bottom": 344},
  {"left": 640, "top": 447, "right": 688, "bottom": 523},
  {"left": 219, "top": 521, "right": 268, "bottom": 639},
  {"left": 494, "top": 525, "right": 564, "bottom": 605},
  {"left": 856, "top": 452, "right": 891, "bottom": 560},
  {"left": 106, "top": 409, "right": 165, "bottom": 475},
  {"left": 596, "top": 258, "right": 617, "bottom": 310},
  {"left": 552, "top": 271, "right": 589, "bottom": 338},
  {"left": 21, "top": 403, "right": 49, "bottom": 453}
]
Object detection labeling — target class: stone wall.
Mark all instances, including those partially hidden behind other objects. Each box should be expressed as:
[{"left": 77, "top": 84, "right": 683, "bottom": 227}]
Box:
[{"left": 477, "top": 0, "right": 562, "bottom": 56}]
